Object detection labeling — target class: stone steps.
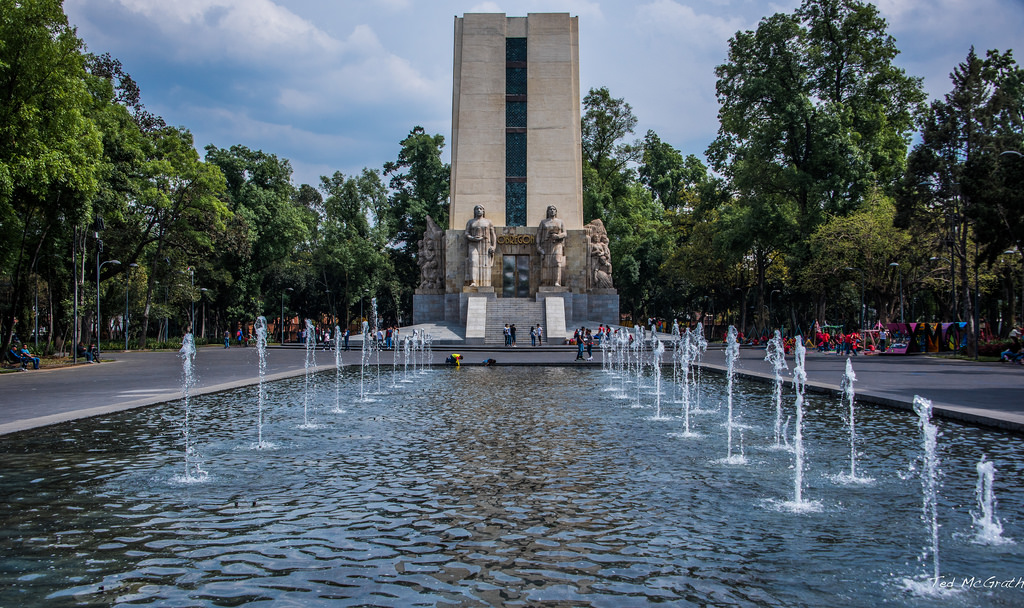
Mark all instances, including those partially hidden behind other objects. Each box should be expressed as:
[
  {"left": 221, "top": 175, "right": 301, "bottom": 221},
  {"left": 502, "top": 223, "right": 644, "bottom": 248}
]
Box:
[{"left": 485, "top": 299, "right": 545, "bottom": 344}]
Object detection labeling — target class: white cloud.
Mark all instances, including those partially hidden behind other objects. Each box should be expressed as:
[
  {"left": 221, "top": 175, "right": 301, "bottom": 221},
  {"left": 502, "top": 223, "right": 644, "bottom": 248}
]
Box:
[
  {"left": 467, "top": 2, "right": 504, "bottom": 12},
  {"left": 634, "top": 0, "right": 748, "bottom": 49},
  {"left": 465, "top": 0, "right": 603, "bottom": 21},
  {"left": 110, "top": 0, "right": 341, "bottom": 63},
  {"left": 374, "top": 0, "right": 412, "bottom": 11},
  {"left": 274, "top": 23, "right": 446, "bottom": 114}
]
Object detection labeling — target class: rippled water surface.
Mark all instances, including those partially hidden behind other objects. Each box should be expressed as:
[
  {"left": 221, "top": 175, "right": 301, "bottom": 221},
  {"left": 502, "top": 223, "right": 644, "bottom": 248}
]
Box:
[{"left": 2, "top": 365, "right": 1024, "bottom": 607}]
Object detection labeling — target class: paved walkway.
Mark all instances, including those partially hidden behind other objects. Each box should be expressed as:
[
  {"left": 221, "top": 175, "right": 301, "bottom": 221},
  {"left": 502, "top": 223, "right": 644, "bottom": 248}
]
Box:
[{"left": 1, "top": 344, "right": 1022, "bottom": 435}]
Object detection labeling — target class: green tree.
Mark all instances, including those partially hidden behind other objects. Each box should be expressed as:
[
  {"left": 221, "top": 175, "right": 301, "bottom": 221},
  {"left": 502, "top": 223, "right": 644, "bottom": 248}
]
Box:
[
  {"left": 581, "top": 87, "right": 638, "bottom": 221},
  {"left": 603, "top": 182, "right": 671, "bottom": 323},
  {"left": 131, "top": 127, "right": 229, "bottom": 343},
  {"left": 800, "top": 191, "right": 912, "bottom": 326},
  {"left": 205, "top": 145, "right": 312, "bottom": 327},
  {"left": 638, "top": 130, "right": 708, "bottom": 212},
  {"left": 961, "top": 50, "right": 1024, "bottom": 261},
  {"left": 0, "top": 0, "right": 102, "bottom": 353},
  {"left": 707, "top": 0, "right": 924, "bottom": 332},
  {"left": 382, "top": 127, "right": 449, "bottom": 315},
  {"left": 709, "top": 0, "right": 924, "bottom": 240},
  {"left": 315, "top": 169, "right": 392, "bottom": 326},
  {"left": 81, "top": 52, "right": 164, "bottom": 347},
  {"left": 898, "top": 48, "right": 1024, "bottom": 349}
]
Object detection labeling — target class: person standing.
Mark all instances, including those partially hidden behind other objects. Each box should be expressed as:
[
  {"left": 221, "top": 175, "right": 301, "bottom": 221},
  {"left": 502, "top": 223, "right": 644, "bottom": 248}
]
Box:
[
  {"left": 536, "top": 324, "right": 544, "bottom": 346},
  {"left": 343, "top": 327, "right": 350, "bottom": 350},
  {"left": 224, "top": 330, "right": 230, "bottom": 348},
  {"left": 510, "top": 324, "right": 517, "bottom": 347},
  {"left": 530, "top": 325, "right": 537, "bottom": 347},
  {"left": 503, "top": 323, "right": 511, "bottom": 347},
  {"left": 585, "top": 329, "right": 594, "bottom": 361},
  {"left": 575, "top": 332, "right": 586, "bottom": 360}
]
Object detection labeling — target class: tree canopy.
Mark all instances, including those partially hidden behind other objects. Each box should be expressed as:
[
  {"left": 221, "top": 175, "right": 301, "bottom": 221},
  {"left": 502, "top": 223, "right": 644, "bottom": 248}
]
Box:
[{"left": 2, "top": 0, "right": 1022, "bottom": 356}]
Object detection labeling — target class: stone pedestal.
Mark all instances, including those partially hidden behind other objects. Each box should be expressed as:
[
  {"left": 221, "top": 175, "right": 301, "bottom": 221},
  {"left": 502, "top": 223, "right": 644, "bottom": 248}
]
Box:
[
  {"left": 413, "top": 289, "right": 446, "bottom": 325},
  {"left": 465, "top": 296, "right": 490, "bottom": 344},
  {"left": 543, "top": 296, "right": 568, "bottom": 340},
  {"left": 458, "top": 290, "right": 496, "bottom": 326},
  {"left": 588, "top": 289, "right": 619, "bottom": 324}
]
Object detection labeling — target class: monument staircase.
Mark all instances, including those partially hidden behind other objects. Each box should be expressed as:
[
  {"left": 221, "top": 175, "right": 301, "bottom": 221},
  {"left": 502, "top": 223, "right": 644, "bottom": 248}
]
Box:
[{"left": 483, "top": 298, "right": 545, "bottom": 344}]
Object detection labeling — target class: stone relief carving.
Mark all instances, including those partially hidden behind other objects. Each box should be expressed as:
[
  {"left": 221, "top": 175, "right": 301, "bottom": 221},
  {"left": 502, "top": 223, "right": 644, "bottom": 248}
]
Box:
[
  {"left": 586, "top": 218, "right": 614, "bottom": 289},
  {"left": 417, "top": 215, "right": 445, "bottom": 290},
  {"left": 537, "top": 205, "right": 567, "bottom": 287},
  {"left": 465, "top": 205, "right": 497, "bottom": 287}
]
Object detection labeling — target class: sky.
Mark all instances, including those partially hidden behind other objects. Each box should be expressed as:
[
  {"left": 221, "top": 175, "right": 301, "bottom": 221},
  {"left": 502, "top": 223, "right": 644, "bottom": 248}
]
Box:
[{"left": 63, "top": 0, "right": 1024, "bottom": 189}]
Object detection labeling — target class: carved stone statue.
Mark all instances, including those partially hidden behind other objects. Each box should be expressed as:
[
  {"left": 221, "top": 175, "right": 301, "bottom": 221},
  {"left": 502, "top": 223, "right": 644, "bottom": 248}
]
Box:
[
  {"left": 537, "top": 205, "right": 567, "bottom": 287},
  {"left": 586, "top": 218, "right": 614, "bottom": 289},
  {"left": 465, "top": 205, "right": 496, "bottom": 287},
  {"left": 417, "top": 215, "right": 445, "bottom": 290}
]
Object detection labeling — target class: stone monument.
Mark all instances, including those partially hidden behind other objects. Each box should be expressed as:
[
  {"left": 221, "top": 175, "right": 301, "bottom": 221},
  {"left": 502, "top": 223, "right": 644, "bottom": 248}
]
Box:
[
  {"left": 464, "top": 205, "right": 497, "bottom": 287},
  {"left": 412, "top": 13, "right": 618, "bottom": 335},
  {"left": 417, "top": 215, "right": 445, "bottom": 291},
  {"left": 537, "top": 205, "right": 567, "bottom": 287}
]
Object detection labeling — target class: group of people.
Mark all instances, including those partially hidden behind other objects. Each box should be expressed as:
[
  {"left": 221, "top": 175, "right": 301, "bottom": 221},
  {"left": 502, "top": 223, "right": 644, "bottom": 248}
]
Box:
[
  {"left": 7, "top": 342, "right": 40, "bottom": 370},
  {"left": 569, "top": 325, "right": 620, "bottom": 360},
  {"left": 501, "top": 323, "right": 549, "bottom": 347},
  {"left": 6, "top": 340, "right": 100, "bottom": 370},
  {"left": 572, "top": 327, "right": 595, "bottom": 361},
  {"left": 815, "top": 330, "right": 864, "bottom": 356}
]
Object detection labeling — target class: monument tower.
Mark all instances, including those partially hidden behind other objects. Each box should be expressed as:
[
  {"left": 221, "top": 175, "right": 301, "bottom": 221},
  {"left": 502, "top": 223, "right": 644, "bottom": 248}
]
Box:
[{"left": 414, "top": 13, "right": 617, "bottom": 341}]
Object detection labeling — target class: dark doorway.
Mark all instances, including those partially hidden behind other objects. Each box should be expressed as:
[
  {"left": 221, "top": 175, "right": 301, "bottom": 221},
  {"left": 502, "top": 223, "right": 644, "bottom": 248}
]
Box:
[{"left": 502, "top": 255, "right": 530, "bottom": 298}]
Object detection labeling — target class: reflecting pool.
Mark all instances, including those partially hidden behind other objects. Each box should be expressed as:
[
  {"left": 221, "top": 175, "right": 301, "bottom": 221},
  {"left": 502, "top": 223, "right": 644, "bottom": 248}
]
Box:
[{"left": 1, "top": 366, "right": 1022, "bottom": 606}]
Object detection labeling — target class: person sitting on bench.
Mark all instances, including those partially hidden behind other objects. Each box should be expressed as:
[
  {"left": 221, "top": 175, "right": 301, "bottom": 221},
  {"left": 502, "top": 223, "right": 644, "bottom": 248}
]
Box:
[{"left": 18, "top": 343, "right": 39, "bottom": 369}]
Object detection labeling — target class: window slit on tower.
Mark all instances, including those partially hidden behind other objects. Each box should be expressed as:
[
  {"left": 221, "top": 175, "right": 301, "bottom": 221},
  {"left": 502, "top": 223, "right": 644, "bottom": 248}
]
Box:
[{"left": 505, "top": 37, "right": 526, "bottom": 227}]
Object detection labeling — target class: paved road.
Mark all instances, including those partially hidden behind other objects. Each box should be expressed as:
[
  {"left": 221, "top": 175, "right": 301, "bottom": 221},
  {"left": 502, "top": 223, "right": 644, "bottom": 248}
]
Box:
[
  {"left": 1, "top": 344, "right": 1022, "bottom": 435},
  {"left": 698, "top": 347, "right": 1024, "bottom": 433}
]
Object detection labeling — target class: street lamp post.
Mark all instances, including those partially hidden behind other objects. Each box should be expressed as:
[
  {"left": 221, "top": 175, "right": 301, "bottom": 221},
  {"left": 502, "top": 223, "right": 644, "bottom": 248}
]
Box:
[
  {"left": 281, "top": 287, "right": 293, "bottom": 344},
  {"left": 34, "top": 272, "right": 38, "bottom": 351},
  {"left": 124, "top": 263, "right": 138, "bottom": 350},
  {"left": 97, "top": 259, "right": 121, "bottom": 361},
  {"left": 200, "top": 288, "right": 209, "bottom": 340},
  {"left": 845, "top": 267, "right": 865, "bottom": 329},
  {"left": 1006, "top": 250, "right": 1023, "bottom": 327},
  {"left": 889, "top": 262, "right": 903, "bottom": 323}
]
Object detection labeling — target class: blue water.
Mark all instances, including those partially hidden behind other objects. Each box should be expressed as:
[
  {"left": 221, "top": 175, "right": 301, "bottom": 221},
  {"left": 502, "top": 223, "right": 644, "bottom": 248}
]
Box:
[{"left": 1, "top": 366, "right": 1022, "bottom": 606}]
